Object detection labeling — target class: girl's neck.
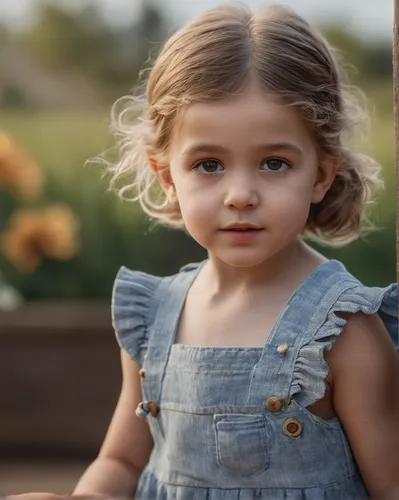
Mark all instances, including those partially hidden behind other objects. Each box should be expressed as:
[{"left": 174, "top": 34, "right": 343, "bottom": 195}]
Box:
[{"left": 204, "top": 240, "right": 325, "bottom": 297}]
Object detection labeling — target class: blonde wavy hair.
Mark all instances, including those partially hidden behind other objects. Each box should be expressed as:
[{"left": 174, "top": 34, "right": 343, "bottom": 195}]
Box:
[{"left": 103, "top": 2, "right": 383, "bottom": 246}]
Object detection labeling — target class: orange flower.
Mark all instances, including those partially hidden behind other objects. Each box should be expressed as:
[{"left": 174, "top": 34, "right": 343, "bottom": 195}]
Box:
[
  {"left": 0, "top": 130, "right": 43, "bottom": 200},
  {"left": 0, "top": 211, "right": 43, "bottom": 272},
  {"left": 0, "top": 130, "right": 16, "bottom": 157},
  {"left": 0, "top": 206, "right": 80, "bottom": 273},
  {"left": 38, "top": 205, "right": 80, "bottom": 261}
]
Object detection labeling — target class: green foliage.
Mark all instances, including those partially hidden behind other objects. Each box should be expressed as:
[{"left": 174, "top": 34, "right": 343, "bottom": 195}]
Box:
[
  {"left": 321, "top": 25, "right": 392, "bottom": 82},
  {"left": 0, "top": 112, "right": 205, "bottom": 299}
]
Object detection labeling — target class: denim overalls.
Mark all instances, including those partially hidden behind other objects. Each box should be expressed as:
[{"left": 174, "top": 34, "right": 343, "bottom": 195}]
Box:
[{"left": 112, "top": 259, "right": 398, "bottom": 499}]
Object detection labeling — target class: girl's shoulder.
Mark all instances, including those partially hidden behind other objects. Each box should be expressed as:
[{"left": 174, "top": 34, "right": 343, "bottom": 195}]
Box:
[
  {"left": 297, "top": 259, "right": 397, "bottom": 349},
  {"left": 289, "top": 260, "right": 397, "bottom": 408},
  {"left": 111, "top": 262, "right": 202, "bottom": 366},
  {"left": 325, "top": 261, "right": 397, "bottom": 346}
]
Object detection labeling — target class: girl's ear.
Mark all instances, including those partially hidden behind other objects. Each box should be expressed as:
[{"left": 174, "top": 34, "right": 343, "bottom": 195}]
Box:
[
  {"left": 311, "top": 156, "right": 340, "bottom": 203},
  {"left": 146, "top": 153, "right": 159, "bottom": 174},
  {"left": 146, "top": 153, "right": 175, "bottom": 193}
]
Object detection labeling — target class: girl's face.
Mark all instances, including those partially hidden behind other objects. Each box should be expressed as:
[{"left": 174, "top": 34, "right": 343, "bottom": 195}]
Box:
[{"left": 165, "top": 82, "right": 336, "bottom": 268}]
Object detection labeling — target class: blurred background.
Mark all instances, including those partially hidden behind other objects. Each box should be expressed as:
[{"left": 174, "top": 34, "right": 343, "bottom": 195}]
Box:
[{"left": 0, "top": 0, "right": 396, "bottom": 494}]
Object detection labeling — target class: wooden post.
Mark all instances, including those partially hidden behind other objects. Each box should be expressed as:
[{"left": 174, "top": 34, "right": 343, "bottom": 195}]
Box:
[{"left": 394, "top": 0, "right": 399, "bottom": 286}]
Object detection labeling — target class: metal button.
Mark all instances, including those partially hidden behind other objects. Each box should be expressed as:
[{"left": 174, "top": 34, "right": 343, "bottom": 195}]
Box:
[
  {"left": 135, "top": 400, "right": 159, "bottom": 418},
  {"left": 139, "top": 368, "right": 146, "bottom": 378},
  {"left": 146, "top": 400, "right": 159, "bottom": 417},
  {"left": 266, "top": 396, "right": 282, "bottom": 412},
  {"left": 277, "top": 344, "right": 288, "bottom": 354},
  {"left": 135, "top": 402, "right": 149, "bottom": 418},
  {"left": 283, "top": 418, "right": 302, "bottom": 437}
]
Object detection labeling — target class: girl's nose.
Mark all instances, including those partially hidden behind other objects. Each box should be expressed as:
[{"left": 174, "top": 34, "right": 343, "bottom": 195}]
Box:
[{"left": 223, "top": 177, "right": 260, "bottom": 210}]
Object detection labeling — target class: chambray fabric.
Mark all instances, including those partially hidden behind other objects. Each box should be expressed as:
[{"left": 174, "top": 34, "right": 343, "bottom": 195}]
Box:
[{"left": 112, "top": 259, "right": 398, "bottom": 499}]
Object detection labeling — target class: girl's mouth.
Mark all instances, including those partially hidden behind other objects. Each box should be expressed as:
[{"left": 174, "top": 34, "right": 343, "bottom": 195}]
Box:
[{"left": 220, "top": 228, "right": 264, "bottom": 241}]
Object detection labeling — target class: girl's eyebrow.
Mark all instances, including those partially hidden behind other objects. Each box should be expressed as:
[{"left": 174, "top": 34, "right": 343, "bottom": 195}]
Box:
[{"left": 181, "top": 142, "right": 304, "bottom": 156}]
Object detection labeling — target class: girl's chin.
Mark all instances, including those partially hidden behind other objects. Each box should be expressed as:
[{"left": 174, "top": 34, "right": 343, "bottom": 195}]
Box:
[{"left": 209, "top": 250, "right": 276, "bottom": 269}]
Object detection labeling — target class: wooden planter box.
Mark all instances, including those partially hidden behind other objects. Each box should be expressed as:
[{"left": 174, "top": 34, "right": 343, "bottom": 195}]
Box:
[{"left": 0, "top": 300, "right": 121, "bottom": 459}]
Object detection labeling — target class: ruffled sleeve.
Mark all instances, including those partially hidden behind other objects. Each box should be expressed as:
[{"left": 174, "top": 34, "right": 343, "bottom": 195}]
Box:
[
  {"left": 111, "top": 266, "right": 161, "bottom": 367},
  {"left": 290, "top": 283, "right": 398, "bottom": 408}
]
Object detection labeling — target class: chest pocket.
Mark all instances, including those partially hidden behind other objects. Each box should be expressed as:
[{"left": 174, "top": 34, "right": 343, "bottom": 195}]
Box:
[{"left": 213, "top": 413, "right": 269, "bottom": 476}]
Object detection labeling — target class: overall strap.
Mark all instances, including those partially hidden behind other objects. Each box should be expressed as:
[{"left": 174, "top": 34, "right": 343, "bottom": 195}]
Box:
[
  {"left": 245, "top": 260, "right": 358, "bottom": 405},
  {"left": 141, "top": 262, "right": 204, "bottom": 404}
]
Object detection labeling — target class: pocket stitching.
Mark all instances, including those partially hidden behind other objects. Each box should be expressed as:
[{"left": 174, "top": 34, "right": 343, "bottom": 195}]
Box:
[{"left": 214, "top": 414, "right": 268, "bottom": 476}]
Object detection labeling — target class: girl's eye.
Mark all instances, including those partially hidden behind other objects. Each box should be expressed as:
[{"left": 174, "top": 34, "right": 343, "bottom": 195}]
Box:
[
  {"left": 260, "top": 158, "right": 291, "bottom": 172},
  {"left": 193, "top": 159, "right": 223, "bottom": 174}
]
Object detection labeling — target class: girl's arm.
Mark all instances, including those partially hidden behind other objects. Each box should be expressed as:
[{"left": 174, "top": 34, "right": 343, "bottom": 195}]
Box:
[
  {"left": 72, "top": 349, "right": 153, "bottom": 497},
  {"left": 326, "top": 312, "right": 399, "bottom": 497}
]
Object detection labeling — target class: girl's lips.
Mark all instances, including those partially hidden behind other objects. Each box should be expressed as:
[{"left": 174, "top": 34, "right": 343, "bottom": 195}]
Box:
[
  {"left": 223, "top": 224, "right": 263, "bottom": 230},
  {"left": 220, "top": 228, "right": 264, "bottom": 241}
]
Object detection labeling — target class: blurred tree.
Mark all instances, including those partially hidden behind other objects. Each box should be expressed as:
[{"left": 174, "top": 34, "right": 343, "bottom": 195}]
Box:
[
  {"left": 89, "top": 1, "right": 170, "bottom": 99},
  {"left": 0, "top": 24, "right": 8, "bottom": 43},
  {"left": 322, "top": 25, "right": 392, "bottom": 82},
  {"left": 1, "top": 84, "right": 32, "bottom": 109},
  {"left": 22, "top": 4, "right": 116, "bottom": 74},
  {"left": 366, "top": 43, "right": 393, "bottom": 79},
  {"left": 19, "top": 1, "right": 170, "bottom": 102}
]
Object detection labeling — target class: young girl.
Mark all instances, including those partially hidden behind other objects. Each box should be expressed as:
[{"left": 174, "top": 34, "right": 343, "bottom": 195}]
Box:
[{"left": 9, "top": 3, "right": 399, "bottom": 499}]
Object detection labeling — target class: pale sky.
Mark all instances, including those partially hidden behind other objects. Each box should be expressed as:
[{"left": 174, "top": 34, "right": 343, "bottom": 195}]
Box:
[{"left": 0, "top": 0, "right": 393, "bottom": 40}]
